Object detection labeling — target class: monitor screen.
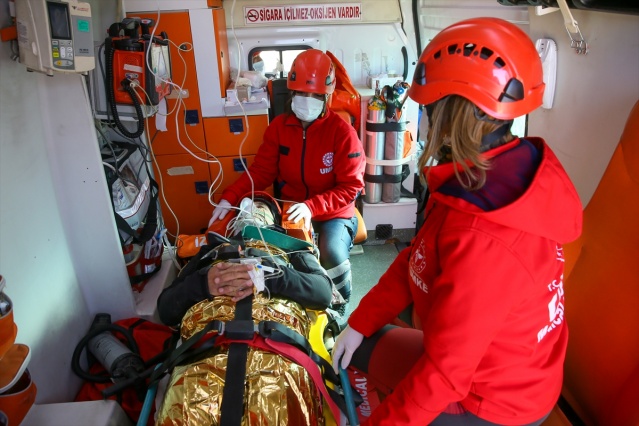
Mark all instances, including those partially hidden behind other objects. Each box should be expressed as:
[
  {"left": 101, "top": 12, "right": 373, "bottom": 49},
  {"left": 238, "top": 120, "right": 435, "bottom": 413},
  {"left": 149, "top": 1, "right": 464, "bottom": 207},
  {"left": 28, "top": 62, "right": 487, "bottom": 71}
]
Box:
[{"left": 47, "top": 1, "right": 71, "bottom": 39}]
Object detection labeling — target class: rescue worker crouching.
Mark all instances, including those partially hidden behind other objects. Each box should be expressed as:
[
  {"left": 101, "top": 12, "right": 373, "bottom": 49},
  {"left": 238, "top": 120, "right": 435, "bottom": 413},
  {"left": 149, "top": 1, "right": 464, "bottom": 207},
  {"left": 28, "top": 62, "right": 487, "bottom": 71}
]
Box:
[{"left": 208, "top": 49, "right": 366, "bottom": 329}]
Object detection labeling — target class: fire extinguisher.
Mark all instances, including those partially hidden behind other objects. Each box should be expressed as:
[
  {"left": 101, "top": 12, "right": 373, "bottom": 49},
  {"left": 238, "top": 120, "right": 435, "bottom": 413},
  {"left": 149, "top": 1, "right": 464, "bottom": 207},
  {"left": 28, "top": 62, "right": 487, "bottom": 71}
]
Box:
[{"left": 104, "top": 18, "right": 171, "bottom": 139}]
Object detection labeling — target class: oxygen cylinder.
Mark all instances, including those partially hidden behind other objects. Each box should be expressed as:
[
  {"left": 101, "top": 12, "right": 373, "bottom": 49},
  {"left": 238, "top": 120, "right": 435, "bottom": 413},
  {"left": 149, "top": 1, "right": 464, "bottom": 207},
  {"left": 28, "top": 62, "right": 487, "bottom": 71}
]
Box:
[
  {"left": 87, "top": 314, "right": 144, "bottom": 382},
  {"left": 382, "top": 82, "right": 409, "bottom": 203},
  {"left": 364, "top": 81, "right": 386, "bottom": 204}
]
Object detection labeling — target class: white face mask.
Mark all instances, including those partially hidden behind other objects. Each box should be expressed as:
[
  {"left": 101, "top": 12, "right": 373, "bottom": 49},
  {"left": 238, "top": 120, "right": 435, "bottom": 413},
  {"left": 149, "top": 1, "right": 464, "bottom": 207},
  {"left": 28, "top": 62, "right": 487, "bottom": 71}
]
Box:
[
  {"left": 292, "top": 95, "right": 325, "bottom": 122},
  {"left": 253, "top": 61, "right": 264, "bottom": 72}
]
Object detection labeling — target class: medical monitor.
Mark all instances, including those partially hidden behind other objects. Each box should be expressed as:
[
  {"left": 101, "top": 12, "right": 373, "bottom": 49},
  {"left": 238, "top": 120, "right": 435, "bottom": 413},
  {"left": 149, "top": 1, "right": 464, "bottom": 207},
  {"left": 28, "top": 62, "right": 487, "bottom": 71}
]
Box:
[{"left": 16, "top": 0, "right": 95, "bottom": 75}]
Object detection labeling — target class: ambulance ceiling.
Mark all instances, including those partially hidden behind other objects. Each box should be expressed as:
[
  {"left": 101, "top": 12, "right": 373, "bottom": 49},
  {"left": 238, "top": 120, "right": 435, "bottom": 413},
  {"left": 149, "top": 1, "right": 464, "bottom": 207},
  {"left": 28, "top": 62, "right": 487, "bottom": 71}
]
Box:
[{"left": 224, "top": 0, "right": 403, "bottom": 28}]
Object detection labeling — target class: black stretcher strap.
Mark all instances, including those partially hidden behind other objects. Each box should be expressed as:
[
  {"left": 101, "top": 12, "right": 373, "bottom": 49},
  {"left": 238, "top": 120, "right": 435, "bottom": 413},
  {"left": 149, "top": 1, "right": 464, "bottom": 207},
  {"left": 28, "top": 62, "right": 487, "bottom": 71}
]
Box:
[
  {"left": 221, "top": 343, "right": 249, "bottom": 426},
  {"left": 146, "top": 319, "right": 225, "bottom": 387},
  {"left": 137, "top": 296, "right": 360, "bottom": 423},
  {"left": 364, "top": 173, "right": 403, "bottom": 184},
  {"left": 260, "top": 321, "right": 339, "bottom": 385},
  {"left": 259, "top": 321, "right": 363, "bottom": 412},
  {"left": 365, "top": 121, "right": 407, "bottom": 132},
  {"left": 220, "top": 295, "right": 253, "bottom": 426}
]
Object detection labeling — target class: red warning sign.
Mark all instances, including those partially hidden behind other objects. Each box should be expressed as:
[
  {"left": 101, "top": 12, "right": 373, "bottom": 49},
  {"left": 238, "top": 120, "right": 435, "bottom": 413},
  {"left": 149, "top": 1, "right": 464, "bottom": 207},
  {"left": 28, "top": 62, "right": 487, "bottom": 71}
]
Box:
[{"left": 244, "top": 3, "right": 362, "bottom": 25}]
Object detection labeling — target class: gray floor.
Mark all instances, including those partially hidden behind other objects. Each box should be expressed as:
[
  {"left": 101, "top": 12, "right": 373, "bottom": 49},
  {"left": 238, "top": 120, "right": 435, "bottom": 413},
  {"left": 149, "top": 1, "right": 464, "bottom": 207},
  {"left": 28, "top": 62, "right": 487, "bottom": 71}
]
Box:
[{"left": 346, "top": 243, "right": 401, "bottom": 318}]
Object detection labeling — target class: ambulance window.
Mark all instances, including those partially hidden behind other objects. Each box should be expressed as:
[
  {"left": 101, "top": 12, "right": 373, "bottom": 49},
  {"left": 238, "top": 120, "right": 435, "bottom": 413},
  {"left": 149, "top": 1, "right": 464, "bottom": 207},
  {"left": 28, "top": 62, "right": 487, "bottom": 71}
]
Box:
[
  {"left": 249, "top": 46, "right": 312, "bottom": 79},
  {"left": 281, "top": 50, "right": 305, "bottom": 77}
]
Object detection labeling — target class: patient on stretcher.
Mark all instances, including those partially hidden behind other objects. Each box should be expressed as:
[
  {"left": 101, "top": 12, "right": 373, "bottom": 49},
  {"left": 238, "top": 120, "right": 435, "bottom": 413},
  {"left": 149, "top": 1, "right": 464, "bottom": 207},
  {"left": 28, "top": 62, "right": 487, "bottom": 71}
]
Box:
[
  {"left": 154, "top": 194, "right": 347, "bottom": 425},
  {"left": 156, "top": 231, "right": 334, "bottom": 327}
]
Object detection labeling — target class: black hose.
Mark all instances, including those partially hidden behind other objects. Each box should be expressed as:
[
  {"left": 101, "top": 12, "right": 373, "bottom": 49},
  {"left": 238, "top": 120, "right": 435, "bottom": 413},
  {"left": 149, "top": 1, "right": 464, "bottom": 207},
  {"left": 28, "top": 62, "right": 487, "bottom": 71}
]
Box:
[
  {"left": 412, "top": 0, "right": 422, "bottom": 56},
  {"left": 401, "top": 46, "right": 409, "bottom": 82},
  {"left": 71, "top": 322, "right": 140, "bottom": 383}
]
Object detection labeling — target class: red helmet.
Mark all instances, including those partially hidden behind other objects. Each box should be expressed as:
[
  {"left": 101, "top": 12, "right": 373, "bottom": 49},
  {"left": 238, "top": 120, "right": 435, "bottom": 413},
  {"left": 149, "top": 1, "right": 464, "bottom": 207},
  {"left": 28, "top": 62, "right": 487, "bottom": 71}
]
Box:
[
  {"left": 408, "top": 17, "right": 544, "bottom": 120},
  {"left": 287, "top": 49, "right": 336, "bottom": 95}
]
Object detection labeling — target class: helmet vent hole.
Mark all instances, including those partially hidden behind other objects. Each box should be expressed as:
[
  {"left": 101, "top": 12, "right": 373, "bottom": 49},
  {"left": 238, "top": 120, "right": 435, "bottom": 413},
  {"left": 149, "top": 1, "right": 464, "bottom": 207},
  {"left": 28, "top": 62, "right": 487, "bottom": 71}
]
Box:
[
  {"left": 434, "top": 50, "right": 441, "bottom": 59},
  {"left": 480, "top": 48, "right": 493, "bottom": 60},
  {"left": 463, "top": 43, "right": 476, "bottom": 57},
  {"left": 493, "top": 57, "right": 506, "bottom": 69},
  {"left": 447, "top": 44, "right": 457, "bottom": 55}
]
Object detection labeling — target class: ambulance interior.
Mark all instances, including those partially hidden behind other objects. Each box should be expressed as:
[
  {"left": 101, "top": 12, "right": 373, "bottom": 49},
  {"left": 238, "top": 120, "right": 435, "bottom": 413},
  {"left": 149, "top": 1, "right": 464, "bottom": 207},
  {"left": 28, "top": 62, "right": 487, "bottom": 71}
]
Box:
[{"left": 0, "top": 0, "right": 638, "bottom": 425}]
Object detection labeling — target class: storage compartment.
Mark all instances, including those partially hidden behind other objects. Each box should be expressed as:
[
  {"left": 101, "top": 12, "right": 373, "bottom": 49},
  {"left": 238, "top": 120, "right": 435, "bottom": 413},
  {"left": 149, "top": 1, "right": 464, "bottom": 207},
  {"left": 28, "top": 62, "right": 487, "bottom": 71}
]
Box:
[
  {"left": 203, "top": 115, "right": 269, "bottom": 157},
  {"left": 153, "top": 154, "right": 214, "bottom": 237},
  {"left": 209, "top": 155, "right": 256, "bottom": 192}
]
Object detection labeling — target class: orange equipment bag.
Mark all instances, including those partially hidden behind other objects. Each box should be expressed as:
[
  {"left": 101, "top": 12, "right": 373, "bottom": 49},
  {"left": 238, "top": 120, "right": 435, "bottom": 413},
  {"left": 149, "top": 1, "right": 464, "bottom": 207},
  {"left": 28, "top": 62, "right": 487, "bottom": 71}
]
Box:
[
  {"left": 175, "top": 191, "right": 315, "bottom": 260},
  {"left": 326, "top": 51, "right": 362, "bottom": 131}
]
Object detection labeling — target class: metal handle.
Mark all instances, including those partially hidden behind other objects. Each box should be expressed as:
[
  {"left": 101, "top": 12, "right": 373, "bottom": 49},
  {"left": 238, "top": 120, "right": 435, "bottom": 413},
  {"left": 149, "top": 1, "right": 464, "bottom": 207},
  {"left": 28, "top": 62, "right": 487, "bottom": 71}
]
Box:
[{"left": 535, "top": 1, "right": 589, "bottom": 55}]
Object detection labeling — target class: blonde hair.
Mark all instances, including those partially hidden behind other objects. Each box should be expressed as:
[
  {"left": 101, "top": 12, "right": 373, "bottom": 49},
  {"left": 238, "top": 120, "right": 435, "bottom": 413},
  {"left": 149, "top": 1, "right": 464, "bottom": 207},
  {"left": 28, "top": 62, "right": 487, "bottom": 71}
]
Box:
[{"left": 418, "top": 96, "right": 514, "bottom": 190}]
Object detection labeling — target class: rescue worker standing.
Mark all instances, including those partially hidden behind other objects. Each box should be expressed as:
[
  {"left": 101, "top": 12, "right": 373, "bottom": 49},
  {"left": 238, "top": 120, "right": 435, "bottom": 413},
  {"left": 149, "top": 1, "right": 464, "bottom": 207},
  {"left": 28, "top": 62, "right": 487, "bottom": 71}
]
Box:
[
  {"left": 332, "top": 18, "right": 583, "bottom": 425},
  {"left": 209, "top": 49, "right": 366, "bottom": 326}
]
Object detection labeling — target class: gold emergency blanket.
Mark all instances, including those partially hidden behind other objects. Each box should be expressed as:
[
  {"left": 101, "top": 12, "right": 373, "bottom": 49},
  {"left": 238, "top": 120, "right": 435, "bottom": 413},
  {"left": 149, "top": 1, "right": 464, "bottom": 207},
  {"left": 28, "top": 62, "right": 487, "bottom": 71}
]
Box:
[{"left": 155, "top": 294, "right": 326, "bottom": 426}]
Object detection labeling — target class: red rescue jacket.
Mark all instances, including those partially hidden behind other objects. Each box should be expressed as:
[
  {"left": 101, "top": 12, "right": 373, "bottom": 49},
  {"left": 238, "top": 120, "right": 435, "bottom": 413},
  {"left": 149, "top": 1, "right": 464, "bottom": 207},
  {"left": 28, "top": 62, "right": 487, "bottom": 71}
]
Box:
[
  {"left": 349, "top": 138, "right": 583, "bottom": 425},
  {"left": 221, "top": 109, "right": 365, "bottom": 221}
]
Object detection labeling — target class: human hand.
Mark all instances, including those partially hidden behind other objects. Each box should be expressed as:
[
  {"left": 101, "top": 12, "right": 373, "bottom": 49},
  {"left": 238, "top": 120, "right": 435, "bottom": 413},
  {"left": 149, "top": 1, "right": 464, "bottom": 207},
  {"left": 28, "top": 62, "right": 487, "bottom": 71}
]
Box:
[
  {"left": 331, "top": 325, "right": 364, "bottom": 374},
  {"left": 286, "top": 203, "right": 312, "bottom": 230},
  {"left": 207, "top": 262, "right": 254, "bottom": 302},
  {"left": 209, "top": 199, "right": 232, "bottom": 226}
]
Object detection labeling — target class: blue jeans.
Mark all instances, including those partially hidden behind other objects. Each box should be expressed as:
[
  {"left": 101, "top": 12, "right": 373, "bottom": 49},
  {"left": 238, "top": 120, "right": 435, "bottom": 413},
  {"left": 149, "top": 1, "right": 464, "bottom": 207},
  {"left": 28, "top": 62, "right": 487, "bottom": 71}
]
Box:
[{"left": 312, "top": 216, "right": 357, "bottom": 302}]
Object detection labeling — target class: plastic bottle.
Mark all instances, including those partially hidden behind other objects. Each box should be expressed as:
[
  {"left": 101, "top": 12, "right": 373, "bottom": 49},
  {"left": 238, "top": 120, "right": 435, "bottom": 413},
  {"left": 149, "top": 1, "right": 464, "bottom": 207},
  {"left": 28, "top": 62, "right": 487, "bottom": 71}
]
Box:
[
  {"left": 122, "top": 244, "right": 135, "bottom": 264},
  {"left": 111, "top": 179, "right": 130, "bottom": 211},
  {"left": 123, "top": 181, "right": 140, "bottom": 206}
]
